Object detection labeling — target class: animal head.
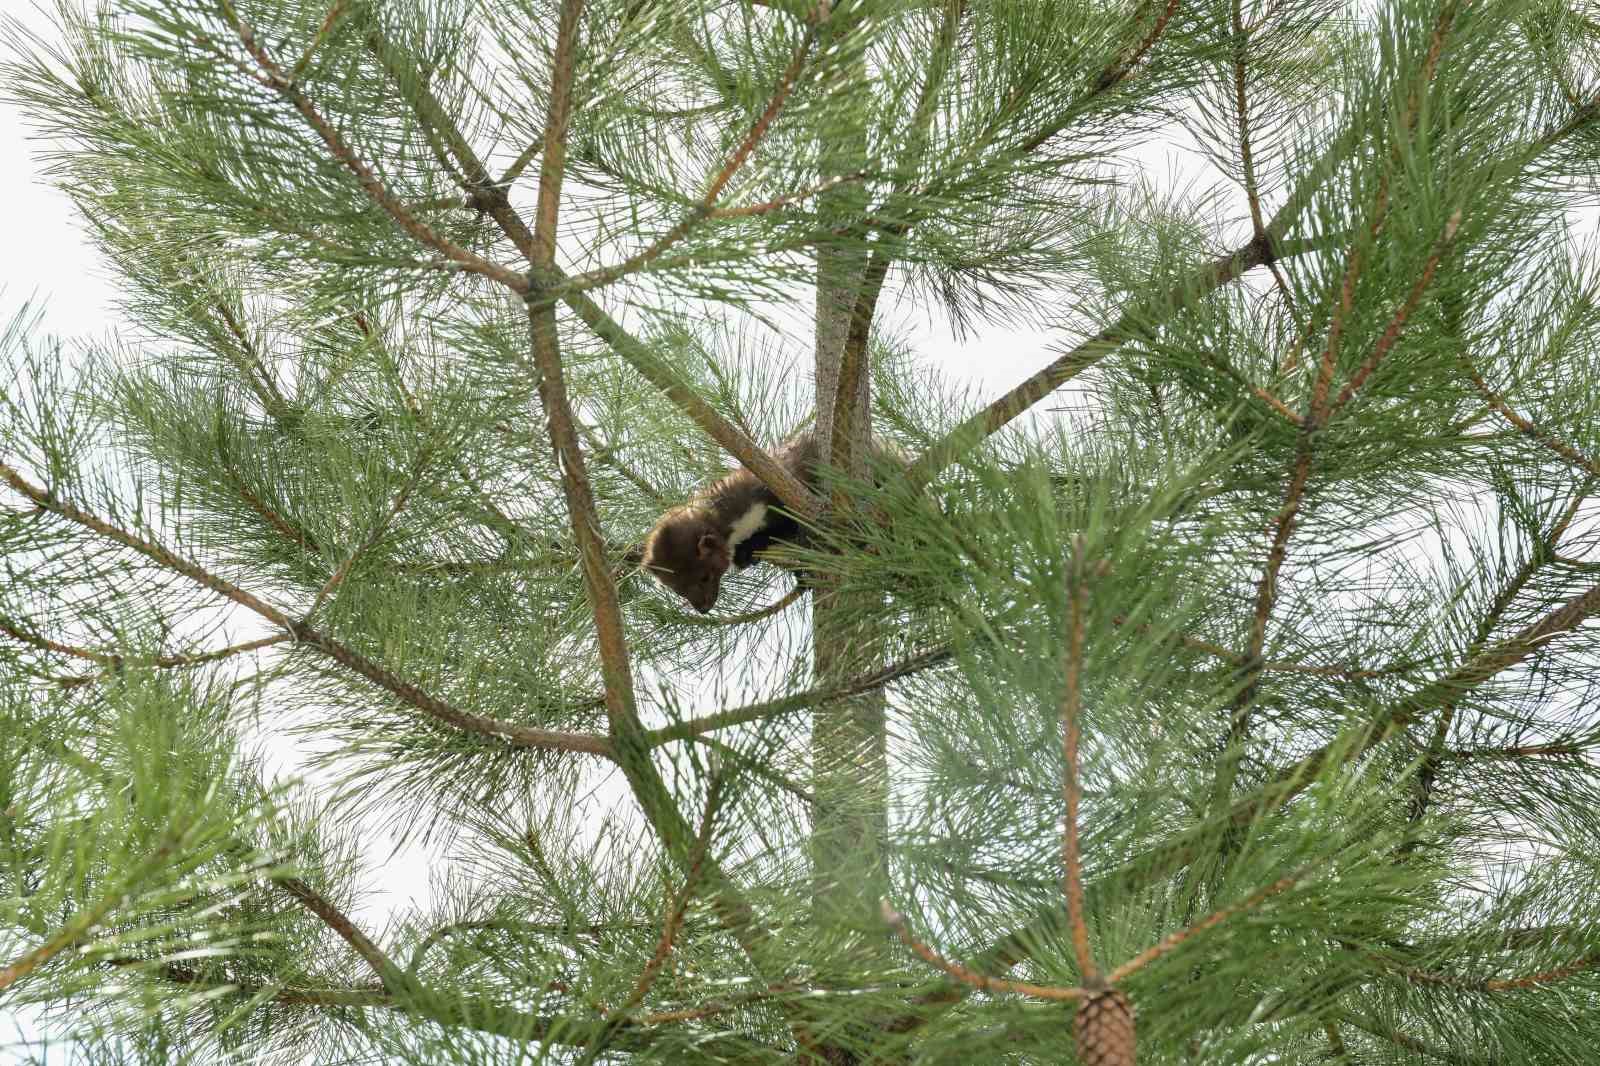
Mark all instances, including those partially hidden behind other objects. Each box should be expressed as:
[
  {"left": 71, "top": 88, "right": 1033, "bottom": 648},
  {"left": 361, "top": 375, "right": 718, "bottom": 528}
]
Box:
[{"left": 642, "top": 509, "right": 732, "bottom": 613}]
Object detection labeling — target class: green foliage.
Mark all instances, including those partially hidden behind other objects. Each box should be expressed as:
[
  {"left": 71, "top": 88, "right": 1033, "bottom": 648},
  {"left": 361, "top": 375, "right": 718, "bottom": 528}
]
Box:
[{"left": 4, "top": 0, "right": 1600, "bottom": 1062}]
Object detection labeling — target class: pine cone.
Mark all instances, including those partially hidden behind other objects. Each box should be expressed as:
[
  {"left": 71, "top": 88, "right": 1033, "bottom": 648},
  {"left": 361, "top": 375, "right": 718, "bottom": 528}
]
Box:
[{"left": 1074, "top": 987, "right": 1136, "bottom": 1066}]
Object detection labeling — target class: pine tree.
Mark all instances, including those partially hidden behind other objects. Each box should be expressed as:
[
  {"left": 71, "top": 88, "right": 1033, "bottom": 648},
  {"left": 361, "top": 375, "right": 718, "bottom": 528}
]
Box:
[{"left": 4, "top": 0, "right": 1600, "bottom": 1062}]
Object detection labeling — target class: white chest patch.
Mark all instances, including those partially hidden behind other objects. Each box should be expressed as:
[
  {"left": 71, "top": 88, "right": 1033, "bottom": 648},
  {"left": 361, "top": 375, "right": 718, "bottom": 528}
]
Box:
[{"left": 726, "top": 503, "right": 769, "bottom": 549}]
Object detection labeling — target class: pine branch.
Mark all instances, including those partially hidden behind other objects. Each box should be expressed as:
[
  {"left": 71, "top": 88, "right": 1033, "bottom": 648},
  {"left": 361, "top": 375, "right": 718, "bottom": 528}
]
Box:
[
  {"left": 826, "top": 0, "right": 964, "bottom": 477},
  {"left": 663, "top": 585, "right": 807, "bottom": 627},
  {"left": 46, "top": 634, "right": 290, "bottom": 689},
  {"left": 1407, "top": 492, "right": 1582, "bottom": 833},
  {"left": 1231, "top": 0, "right": 1266, "bottom": 240},
  {"left": 112, "top": 958, "right": 391, "bottom": 1008},
  {"left": 275, "top": 875, "right": 399, "bottom": 988},
  {"left": 1337, "top": 1013, "right": 1491, "bottom": 1066},
  {"left": 949, "top": 575, "right": 1600, "bottom": 1007},
  {"left": 1105, "top": 871, "right": 1300, "bottom": 983},
  {"left": 1018, "top": 0, "right": 1182, "bottom": 151},
  {"left": 1459, "top": 359, "right": 1600, "bottom": 478},
  {"left": 643, "top": 644, "right": 952, "bottom": 746},
  {"left": 222, "top": 16, "right": 531, "bottom": 293},
  {"left": 0, "top": 835, "right": 179, "bottom": 992},
  {"left": 903, "top": 230, "right": 1291, "bottom": 489},
  {"left": 614, "top": 776, "right": 724, "bottom": 1016},
  {"left": 567, "top": 19, "right": 822, "bottom": 293},
  {"left": 0, "top": 461, "right": 613, "bottom": 757},
  {"left": 881, "top": 900, "right": 1087, "bottom": 1002},
  {"left": 516, "top": 0, "right": 784, "bottom": 988},
  {"left": 358, "top": 23, "right": 821, "bottom": 519},
  {"left": 1327, "top": 210, "right": 1462, "bottom": 416},
  {"left": 1060, "top": 537, "right": 1097, "bottom": 984}
]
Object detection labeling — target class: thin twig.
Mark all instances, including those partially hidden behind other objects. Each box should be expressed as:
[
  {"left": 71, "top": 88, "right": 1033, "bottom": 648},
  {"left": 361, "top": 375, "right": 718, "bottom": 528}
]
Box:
[
  {"left": 565, "top": 20, "right": 820, "bottom": 294},
  {"left": 1460, "top": 361, "right": 1600, "bottom": 478},
  {"left": 306, "top": 444, "right": 433, "bottom": 617},
  {"left": 1328, "top": 210, "right": 1461, "bottom": 416},
  {"left": 644, "top": 645, "right": 953, "bottom": 746},
  {"left": 1090, "top": 0, "right": 1181, "bottom": 95},
  {"left": 614, "top": 777, "right": 725, "bottom": 1014},
  {"left": 1231, "top": 0, "right": 1266, "bottom": 238},
  {"left": 225, "top": 18, "right": 530, "bottom": 292},
  {"left": 667, "top": 585, "right": 808, "bottom": 626},
  {"left": 1106, "top": 872, "right": 1300, "bottom": 983},
  {"left": 905, "top": 230, "right": 1293, "bottom": 489},
  {"left": 275, "top": 876, "right": 398, "bottom": 988},
  {"left": 47, "top": 634, "right": 291, "bottom": 689},
  {"left": 882, "top": 900, "right": 1087, "bottom": 1001}
]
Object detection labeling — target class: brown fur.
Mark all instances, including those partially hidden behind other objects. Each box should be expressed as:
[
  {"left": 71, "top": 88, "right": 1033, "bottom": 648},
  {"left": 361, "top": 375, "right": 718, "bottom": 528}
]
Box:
[{"left": 642, "top": 432, "right": 901, "bottom": 613}]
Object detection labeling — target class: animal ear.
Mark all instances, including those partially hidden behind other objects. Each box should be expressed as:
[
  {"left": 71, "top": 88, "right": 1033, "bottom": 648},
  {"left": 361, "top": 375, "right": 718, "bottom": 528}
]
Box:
[{"left": 697, "top": 530, "right": 731, "bottom": 572}]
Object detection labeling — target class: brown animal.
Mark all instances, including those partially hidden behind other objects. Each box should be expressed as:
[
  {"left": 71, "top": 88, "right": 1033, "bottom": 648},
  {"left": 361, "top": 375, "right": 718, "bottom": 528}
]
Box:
[{"left": 641, "top": 431, "right": 901, "bottom": 613}]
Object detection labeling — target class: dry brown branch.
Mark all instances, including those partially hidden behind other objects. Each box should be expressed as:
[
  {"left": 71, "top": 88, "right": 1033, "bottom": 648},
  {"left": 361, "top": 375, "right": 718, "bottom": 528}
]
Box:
[
  {"left": 644, "top": 644, "right": 953, "bottom": 746},
  {"left": 882, "top": 900, "right": 1087, "bottom": 1001},
  {"left": 1107, "top": 872, "right": 1299, "bottom": 983},
  {"left": 0, "top": 460, "right": 614, "bottom": 757},
  {"left": 1060, "top": 539, "right": 1097, "bottom": 983}
]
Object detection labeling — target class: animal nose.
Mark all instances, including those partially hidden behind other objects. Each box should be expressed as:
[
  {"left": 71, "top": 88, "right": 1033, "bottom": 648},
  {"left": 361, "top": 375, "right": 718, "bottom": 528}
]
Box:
[{"left": 696, "top": 603, "right": 711, "bottom": 614}]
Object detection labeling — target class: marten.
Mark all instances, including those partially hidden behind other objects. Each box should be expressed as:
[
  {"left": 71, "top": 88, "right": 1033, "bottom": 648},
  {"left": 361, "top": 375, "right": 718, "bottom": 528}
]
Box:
[{"left": 641, "top": 431, "right": 902, "bottom": 613}]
